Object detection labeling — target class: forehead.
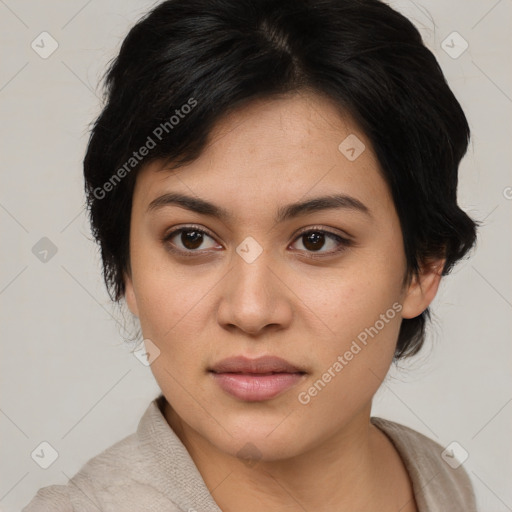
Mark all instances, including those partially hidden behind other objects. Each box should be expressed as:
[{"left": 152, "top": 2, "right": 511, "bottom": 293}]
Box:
[{"left": 133, "top": 91, "right": 393, "bottom": 218}]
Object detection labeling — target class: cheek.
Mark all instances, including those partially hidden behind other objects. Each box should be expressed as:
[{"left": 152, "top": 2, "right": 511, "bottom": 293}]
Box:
[
  {"left": 305, "top": 263, "right": 404, "bottom": 339},
  {"left": 296, "top": 308, "right": 402, "bottom": 426},
  {"left": 130, "top": 230, "right": 203, "bottom": 335},
  {"left": 297, "top": 262, "right": 404, "bottom": 401},
  {"left": 131, "top": 258, "right": 221, "bottom": 373},
  {"left": 136, "top": 275, "right": 207, "bottom": 344}
]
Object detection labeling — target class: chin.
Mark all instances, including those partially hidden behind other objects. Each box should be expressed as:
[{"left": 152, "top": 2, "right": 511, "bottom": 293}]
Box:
[
  {"left": 217, "top": 429, "right": 307, "bottom": 463},
  {"left": 197, "top": 405, "right": 315, "bottom": 462}
]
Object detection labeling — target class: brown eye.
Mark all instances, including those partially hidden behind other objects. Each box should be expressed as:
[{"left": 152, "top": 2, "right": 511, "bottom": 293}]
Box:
[
  {"left": 291, "top": 229, "right": 351, "bottom": 256},
  {"left": 164, "top": 227, "right": 220, "bottom": 254},
  {"left": 302, "top": 232, "right": 326, "bottom": 251},
  {"left": 180, "top": 229, "right": 204, "bottom": 250}
]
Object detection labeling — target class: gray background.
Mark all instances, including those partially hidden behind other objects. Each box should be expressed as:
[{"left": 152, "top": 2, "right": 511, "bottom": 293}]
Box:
[{"left": 1, "top": 0, "right": 511, "bottom": 510}]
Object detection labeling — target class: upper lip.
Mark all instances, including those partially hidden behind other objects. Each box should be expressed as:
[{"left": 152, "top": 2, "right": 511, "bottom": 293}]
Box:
[{"left": 209, "top": 356, "right": 305, "bottom": 374}]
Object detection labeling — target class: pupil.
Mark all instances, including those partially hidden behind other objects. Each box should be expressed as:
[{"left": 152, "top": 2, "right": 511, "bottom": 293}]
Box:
[
  {"left": 182, "top": 230, "right": 203, "bottom": 249},
  {"left": 304, "top": 232, "right": 324, "bottom": 251}
]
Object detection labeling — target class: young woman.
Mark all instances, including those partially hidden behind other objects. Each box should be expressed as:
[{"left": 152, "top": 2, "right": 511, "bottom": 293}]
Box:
[{"left": 23, "top": 0, "right": 479, "bottom": 510}]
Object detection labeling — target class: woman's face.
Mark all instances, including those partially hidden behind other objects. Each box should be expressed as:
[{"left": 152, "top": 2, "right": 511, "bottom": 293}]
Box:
[{"left": 125, "top": 91, "right": 437, "bottom": 461}]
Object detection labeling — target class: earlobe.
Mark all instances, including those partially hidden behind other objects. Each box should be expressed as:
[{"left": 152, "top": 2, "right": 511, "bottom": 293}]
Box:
[
  {"left": 401, "top": 260, "right": 445, "bottom": 319},
  {"left": 124, "top": 273, "right": 139, "bottom": 317}
]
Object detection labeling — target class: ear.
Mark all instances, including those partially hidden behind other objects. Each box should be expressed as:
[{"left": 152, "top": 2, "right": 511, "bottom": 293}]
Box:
[
  {"left": 124, "top": 272, "right": 139, "bottom": 317},
  {"left": 401, "top": 259, "right": 445, "bottom": 319}
]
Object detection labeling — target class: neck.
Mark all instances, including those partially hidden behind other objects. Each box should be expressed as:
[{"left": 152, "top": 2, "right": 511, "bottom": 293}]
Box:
[{"left": 163, "top": 401, "right": 416, "bottom": 512}]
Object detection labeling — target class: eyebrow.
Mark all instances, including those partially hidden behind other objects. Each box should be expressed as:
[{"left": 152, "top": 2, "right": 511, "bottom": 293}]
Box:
[{"left": 147, "top": 192, "right": 371, "bottom": 223}]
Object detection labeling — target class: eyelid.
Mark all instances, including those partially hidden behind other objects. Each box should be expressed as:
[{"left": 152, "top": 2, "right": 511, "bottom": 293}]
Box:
[
  {"left": 292, "top": 224, "right": 354, "bottom": 241},
  {"left": 162, "top": 223, "right": 217, "bottom": 241},
  {"left": 162, "top": 224, "right": 353, "bottom": 242}
]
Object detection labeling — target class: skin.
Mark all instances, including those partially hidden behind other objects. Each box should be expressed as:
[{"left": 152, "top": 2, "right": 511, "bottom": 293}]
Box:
[{"left": 124, "top": 90, "right": 443, "bottom": 511}]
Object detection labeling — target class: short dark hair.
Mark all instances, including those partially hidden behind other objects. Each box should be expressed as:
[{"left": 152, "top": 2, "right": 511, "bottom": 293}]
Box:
[{"left": 83, "top": 0, "right": 478, "bottom": 359}]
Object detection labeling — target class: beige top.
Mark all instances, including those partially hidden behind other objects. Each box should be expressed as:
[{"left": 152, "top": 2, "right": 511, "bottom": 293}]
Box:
[{"left": 22, "top": 394, "right": 478, "bottom": 512}]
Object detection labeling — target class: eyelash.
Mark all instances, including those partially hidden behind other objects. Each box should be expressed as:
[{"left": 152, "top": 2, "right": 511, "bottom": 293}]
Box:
[{"left": 161, "top": 224, "right": 353, "bottom": 259}]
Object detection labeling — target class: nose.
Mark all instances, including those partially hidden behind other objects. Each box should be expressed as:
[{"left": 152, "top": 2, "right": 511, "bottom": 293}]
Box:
[{"left": 216, "top": 244, "right": 293, "bottom": 336}]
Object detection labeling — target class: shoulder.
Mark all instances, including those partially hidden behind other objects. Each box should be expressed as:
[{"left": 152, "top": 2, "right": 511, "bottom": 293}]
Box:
[
  {"left": 371, "top": 417, "right": 478, "bottom": 512},
  {"left": 22, "top": 399, "right": 184, "bottom": 512}
]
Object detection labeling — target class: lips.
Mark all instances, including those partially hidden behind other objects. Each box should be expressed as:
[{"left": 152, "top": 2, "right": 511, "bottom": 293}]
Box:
[
  {"left": 210, "top": 355, "right": 305, "bottom": 374},
  {"left": 209, "top": 356, "right": 306, "bottom": 401}
]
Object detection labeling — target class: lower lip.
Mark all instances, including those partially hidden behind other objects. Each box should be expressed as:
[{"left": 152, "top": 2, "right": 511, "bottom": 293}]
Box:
[{"left": 210, "top": 372, "right": 304, "bottom": 401}]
